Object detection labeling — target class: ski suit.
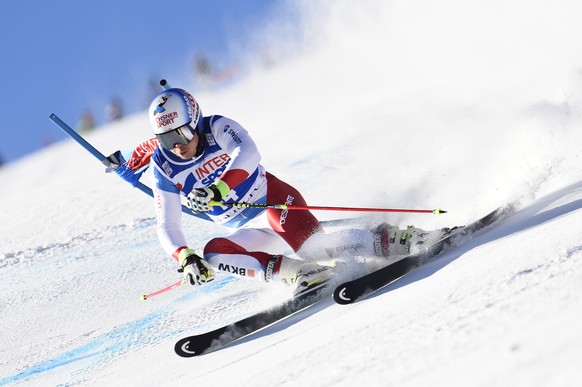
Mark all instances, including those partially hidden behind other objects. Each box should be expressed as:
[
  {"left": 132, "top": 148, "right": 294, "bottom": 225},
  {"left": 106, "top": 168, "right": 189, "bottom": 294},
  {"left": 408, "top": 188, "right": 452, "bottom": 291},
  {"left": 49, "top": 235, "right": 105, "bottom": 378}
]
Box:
[{"left": 147, "top": 115, "right": 373, "bottom": 282}]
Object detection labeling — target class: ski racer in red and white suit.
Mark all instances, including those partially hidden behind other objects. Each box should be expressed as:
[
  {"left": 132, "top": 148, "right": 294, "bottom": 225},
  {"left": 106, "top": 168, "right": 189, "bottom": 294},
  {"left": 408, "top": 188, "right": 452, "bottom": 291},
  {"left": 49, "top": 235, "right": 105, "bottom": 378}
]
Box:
[{"left": 118, "top": 87, "right": 400, "bottom": 294}]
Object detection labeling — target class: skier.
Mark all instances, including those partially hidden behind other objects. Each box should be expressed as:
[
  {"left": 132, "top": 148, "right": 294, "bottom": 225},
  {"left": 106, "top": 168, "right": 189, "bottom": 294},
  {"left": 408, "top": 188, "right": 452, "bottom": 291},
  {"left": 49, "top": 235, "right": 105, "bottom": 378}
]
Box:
[{"left": 112, "top": 87, "right": 429, "bottom": 295}]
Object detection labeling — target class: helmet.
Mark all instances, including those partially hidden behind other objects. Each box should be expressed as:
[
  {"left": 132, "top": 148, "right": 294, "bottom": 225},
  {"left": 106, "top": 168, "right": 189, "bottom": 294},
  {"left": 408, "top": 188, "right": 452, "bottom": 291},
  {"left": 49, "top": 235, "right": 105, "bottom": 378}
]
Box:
[{"left": 148, "top": 88, "right": 202, "bottom": 135}]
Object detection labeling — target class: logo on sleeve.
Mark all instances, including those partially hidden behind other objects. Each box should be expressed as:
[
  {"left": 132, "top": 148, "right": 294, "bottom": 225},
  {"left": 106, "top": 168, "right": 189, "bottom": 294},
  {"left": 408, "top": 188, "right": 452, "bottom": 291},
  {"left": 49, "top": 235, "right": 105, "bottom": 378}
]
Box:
[
  {"left": 205, "top": 133, "right": 216, "bottom": 146},
  {"left": 162, "top": 161, "right": 173, "bottom": 176},
  {"left": 223, "top": 125, "right": 242, "bottom": 144}
]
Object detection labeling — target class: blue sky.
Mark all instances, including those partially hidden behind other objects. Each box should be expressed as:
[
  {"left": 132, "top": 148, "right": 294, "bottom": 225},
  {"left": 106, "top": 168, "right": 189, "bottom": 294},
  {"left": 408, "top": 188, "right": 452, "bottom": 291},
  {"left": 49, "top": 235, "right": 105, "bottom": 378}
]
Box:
[{"left": 0, "top": 0, "right": 286, "bottom": 164}]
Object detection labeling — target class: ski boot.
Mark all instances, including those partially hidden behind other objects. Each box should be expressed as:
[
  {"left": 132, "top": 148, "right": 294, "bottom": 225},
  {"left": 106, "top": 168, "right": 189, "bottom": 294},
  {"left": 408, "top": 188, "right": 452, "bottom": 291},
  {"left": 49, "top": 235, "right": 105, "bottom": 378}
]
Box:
[
  {"left": 272, "top": 255, "right": 334, "bottom": 297},
  {"left": 373, "top": 223, "right": 441, "bottom": 258}
]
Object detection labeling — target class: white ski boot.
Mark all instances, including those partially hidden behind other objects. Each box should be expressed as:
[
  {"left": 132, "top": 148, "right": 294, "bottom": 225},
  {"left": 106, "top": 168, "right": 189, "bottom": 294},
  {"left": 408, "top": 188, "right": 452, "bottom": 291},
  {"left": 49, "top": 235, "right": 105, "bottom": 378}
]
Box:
[
  {"left": 373, "top": 223, "right": 442, "bottom": 258},
  {"left": 274, "top": 256, "right": 334, "bottom": 296}
]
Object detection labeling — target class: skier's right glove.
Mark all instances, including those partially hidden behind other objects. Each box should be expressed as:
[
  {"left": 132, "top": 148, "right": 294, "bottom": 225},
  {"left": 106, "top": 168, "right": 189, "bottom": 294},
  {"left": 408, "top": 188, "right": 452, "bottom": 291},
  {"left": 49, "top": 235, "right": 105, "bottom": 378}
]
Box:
[
  {"left": 177, "top": 248, "right": 216, "bottom": 285},
  {"left": 186, "top": 180, "right": 230, "bottom": 213}
]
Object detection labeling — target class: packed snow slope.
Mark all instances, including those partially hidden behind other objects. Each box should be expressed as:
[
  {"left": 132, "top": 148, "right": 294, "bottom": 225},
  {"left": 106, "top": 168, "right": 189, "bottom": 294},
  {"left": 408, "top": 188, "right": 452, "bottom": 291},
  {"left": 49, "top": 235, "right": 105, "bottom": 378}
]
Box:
[{"left": 2, "top": 1, "right": 582, "bottom": 386}]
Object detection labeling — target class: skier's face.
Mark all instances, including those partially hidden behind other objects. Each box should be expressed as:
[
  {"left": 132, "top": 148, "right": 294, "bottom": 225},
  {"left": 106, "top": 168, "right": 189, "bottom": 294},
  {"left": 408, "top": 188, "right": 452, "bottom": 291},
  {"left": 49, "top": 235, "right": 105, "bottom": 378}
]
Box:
[{"left": 171, "top": 130, "right": 199, "bottom": 159}]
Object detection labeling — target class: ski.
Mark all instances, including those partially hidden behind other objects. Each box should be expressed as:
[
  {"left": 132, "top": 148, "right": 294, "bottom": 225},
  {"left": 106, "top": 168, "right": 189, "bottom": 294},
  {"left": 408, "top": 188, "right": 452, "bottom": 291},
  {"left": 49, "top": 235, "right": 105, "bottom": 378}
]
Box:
[
  {"left": 174, "top": 285, "right": 328, "bottom": 357},
  {"left": 333, "top": 202, "right": 517, "bottom": 304}
]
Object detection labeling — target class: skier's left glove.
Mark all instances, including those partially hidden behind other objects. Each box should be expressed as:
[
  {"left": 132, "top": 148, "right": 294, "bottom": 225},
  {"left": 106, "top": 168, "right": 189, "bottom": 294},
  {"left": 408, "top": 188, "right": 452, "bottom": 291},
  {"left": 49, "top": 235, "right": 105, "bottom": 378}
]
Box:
[
  {"left": 177, "top": 248, "right": 216, "bottom": 285},
  {"left": 103, "top": 150, "right": 141, "bottom": 187},
  {"left": 186, "top": 180, "right": 230, "bottom": 213},
  {"left": 103, "top": 150, "right": 125, "bottom": 170}
]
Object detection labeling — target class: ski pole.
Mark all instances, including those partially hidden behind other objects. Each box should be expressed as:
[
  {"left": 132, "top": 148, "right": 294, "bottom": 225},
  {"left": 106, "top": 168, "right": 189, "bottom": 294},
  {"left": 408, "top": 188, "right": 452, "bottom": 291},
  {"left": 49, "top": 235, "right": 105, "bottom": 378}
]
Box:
[
  {"left": 140, "top": 278, "right": 186, "bottom": 301},
  {"left": 49, "top": 113, "right": 148, "bottom": 193},
  {"left": 48, "top": 113, "right": 205, "bottom": 218},
  {"left": 209, "top": 201, "right": 446, "bottom": 215}
]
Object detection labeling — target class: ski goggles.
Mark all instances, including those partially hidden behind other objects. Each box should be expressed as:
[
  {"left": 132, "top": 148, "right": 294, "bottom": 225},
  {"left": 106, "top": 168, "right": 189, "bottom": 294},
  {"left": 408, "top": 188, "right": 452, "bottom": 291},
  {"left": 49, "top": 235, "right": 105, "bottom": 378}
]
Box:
[{"left": 156, "top": 124, "right": 196, "bottom": 150}]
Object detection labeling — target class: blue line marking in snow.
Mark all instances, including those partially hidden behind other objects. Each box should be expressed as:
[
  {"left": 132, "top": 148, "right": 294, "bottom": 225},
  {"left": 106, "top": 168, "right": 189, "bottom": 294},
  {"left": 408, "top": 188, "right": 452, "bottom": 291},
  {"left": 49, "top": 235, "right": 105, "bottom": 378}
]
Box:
[
  {"left": 176, "top": 275, "right": 238, "bottom": 303},
  {"left": 0, "top": 314, "right": 164, "bottom": 386},
  {"left": 0, "top": 276, "right": 238, "bottom": 386}
]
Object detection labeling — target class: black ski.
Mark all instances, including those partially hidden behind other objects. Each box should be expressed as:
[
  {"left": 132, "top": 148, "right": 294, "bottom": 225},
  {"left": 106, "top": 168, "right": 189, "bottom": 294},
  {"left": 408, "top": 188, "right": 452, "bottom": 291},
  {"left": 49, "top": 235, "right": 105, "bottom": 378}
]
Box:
[
  {"left": 333, "top": 202, "right": 517, "bottom": 304},
  {"left": 175, "top": 285, "right": 328, "bottom": 357}
]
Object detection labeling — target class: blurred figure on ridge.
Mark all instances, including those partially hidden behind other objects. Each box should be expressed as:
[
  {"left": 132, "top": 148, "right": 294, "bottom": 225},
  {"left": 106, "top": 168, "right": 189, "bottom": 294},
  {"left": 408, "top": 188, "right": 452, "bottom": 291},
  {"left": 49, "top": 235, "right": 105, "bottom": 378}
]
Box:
[
  {"left": 105, "top": 98, "right": 124, "bottom": 122},
  {"left": 192, "top": 53, "right": 240, "bottom": 92},
  {"left": 77, "top": 110, "right": 95, "bottom": 133},
  {"left": 193, "top": 54, "right": 213, "bottom": 92}
]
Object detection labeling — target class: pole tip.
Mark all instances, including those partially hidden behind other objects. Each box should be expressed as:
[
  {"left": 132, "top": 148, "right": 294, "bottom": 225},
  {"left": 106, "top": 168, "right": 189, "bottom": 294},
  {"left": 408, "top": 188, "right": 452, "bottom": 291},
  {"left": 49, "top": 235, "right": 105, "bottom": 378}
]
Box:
[
  {"left": 433, "top": 208, "right": 447, "bottom": 215},
  {"left": 140, "top": 294, "right": 148, "bottom": 301}
]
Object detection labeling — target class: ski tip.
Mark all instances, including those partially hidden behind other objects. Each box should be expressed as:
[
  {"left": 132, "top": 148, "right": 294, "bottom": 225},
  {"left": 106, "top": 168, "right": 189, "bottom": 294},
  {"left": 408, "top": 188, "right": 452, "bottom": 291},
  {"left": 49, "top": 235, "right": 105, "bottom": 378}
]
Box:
[{"left": 175, "top": 338, "right": 200, "bottom": 357}]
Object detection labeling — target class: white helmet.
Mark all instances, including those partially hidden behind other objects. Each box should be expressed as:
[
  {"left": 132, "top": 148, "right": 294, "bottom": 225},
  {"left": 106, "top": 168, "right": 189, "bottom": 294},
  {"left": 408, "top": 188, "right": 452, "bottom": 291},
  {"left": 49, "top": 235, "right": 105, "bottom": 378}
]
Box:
[{"left": 148, "top": 88, "right": 202, "bottom": 150}]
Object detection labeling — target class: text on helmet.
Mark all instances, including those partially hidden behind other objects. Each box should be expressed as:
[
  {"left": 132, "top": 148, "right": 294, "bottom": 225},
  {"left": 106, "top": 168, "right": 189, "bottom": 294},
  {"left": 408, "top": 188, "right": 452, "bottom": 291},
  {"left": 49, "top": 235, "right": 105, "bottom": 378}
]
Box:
[{"left": 156, "top": 112, "right": 179, "bottom": 128}]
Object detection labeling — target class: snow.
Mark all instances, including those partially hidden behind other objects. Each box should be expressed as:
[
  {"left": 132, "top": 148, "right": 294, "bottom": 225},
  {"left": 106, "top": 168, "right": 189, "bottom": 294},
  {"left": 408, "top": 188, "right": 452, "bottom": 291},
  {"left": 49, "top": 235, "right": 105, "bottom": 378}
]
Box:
[{"left": 2, "top": 1, "right": 582, "bottom": 386}]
